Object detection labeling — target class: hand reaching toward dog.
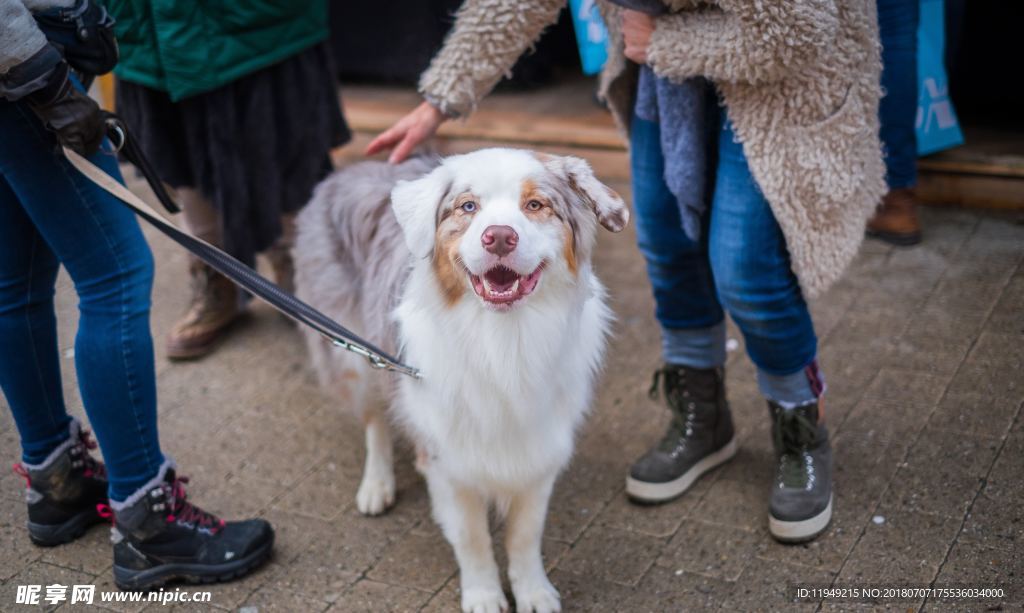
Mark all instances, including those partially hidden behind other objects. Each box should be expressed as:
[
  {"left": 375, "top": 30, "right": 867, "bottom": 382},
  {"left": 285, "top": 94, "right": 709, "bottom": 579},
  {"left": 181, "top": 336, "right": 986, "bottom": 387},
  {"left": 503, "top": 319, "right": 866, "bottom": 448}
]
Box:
[
  {"left": 622, "top": 9, "right": 656, "bottom": 64},
  {"left": 365, "top": 100, "right": 446, "bottom": 164},
  {"left": 367, "top": 10, "right": 652, "bottom": 163}
]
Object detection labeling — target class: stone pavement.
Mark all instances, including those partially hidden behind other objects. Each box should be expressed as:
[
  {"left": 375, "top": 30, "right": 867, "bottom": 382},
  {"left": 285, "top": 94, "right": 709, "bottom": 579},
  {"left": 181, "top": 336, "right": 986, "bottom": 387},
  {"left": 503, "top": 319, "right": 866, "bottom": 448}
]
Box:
[{"left": 1, "top": 165, "right": 1022, "bottom": 612}]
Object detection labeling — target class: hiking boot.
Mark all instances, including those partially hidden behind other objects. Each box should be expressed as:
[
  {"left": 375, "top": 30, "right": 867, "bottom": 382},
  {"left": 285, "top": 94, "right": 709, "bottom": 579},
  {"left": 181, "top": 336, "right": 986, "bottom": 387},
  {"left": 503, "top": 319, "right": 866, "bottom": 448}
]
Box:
[
  {"left": 166, "top": 260, "right": 242, "bottom": 360},
  {"left": 768, "top": 401, "right": 833, "bottom": 543},
  {"left": 109, "top": 466, "right": 274, "bottom": 591},
  {"left": 13, "top": 419, "right": 108, "bottom": 547},
  {"left": 866, "top": 188, "right": 922, "bottom": 246},
  {"left": 627, "top": 365, "right": 737, "bottom": 503}
]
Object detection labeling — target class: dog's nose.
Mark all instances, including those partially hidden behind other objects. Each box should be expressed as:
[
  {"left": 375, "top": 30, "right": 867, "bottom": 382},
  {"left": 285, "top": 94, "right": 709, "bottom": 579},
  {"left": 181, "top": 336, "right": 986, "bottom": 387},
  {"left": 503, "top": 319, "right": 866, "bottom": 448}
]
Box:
[{"left": 481, "top": 225, "right": 518, "bottom": 256}]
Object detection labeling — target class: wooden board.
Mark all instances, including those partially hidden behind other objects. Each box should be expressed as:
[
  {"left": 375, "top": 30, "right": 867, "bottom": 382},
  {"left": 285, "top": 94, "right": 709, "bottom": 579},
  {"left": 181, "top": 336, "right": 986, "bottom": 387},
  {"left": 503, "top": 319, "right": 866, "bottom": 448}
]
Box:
[{"left": 340, "top": 80, "right": 1024, "bottom": 210}]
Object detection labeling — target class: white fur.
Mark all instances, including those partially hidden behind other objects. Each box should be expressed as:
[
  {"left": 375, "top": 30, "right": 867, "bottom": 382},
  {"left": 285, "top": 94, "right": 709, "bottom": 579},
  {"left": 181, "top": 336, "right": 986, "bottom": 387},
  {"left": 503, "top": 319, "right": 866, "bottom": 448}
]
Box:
[{"left": 294, "top": 148, "right": 627, "bottom": 613}]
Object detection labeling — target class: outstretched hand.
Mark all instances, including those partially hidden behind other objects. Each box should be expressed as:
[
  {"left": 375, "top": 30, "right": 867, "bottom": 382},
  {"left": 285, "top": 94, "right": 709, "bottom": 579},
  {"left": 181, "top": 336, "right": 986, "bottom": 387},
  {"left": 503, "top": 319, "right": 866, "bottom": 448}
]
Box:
[{"left": 365, "top": 101, "right": 447, "bottom": 164}]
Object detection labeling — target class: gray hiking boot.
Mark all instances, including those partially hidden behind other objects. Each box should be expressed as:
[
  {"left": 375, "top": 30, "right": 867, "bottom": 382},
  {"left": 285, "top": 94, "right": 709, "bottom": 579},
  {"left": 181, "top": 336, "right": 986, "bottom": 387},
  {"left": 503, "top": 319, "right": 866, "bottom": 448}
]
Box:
[
  {"left": 626, "top": 365, "right": 737, "bottom": 503},
  {"left": 768, "top": 401, "right": 833, "bottom": 542}
]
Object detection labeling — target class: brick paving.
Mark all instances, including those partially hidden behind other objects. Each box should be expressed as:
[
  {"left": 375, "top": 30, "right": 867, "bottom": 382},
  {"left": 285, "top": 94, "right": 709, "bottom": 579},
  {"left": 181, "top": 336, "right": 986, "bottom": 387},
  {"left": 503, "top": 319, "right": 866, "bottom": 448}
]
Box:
[{"left": 1, "top": 167, "right": 1022, "bottom": 611}]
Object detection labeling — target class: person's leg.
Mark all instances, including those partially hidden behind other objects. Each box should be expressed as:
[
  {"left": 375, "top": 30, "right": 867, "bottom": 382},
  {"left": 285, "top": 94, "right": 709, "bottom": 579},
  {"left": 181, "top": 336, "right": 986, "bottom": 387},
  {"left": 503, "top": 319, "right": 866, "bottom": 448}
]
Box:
[
  {"left": 2, "top": 98, "right": 273, "bottom": 578},
  {"left": 868, "top": 0, "right": 922, "bottom": 245},
  {"left": 708, "top": 117, "right": 832, "bottom": 542},
  {"left": 625, "top": 114, "right": 736, "bottom": 504},
  {"left": 878, "top": 0, "right": 920, "bottom": 190},
  {"left": 0, "top": 175, "right": 74, "bottom": 464},
  {"left": 0, "top": 100, "right": 166, "bottom": 502},
  {"left": 166, "top": 187, "right": 241, "bottom": 360},
  {"left": 708, "top": 120, "right": 820, "bottom": 404},
  {"left": 629, "top": 114, "right": 726, "bottom": 365}
]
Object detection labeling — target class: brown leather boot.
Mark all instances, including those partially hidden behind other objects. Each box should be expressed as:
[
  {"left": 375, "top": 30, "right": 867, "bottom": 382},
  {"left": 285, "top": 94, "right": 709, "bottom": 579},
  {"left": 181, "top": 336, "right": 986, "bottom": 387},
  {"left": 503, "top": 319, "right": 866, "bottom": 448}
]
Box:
[
  {"left": 166, "top": 260, "right": 242, "bottom": 360},
  {"left": 866, "top": 188, "right": 922, "bottom": 246}
]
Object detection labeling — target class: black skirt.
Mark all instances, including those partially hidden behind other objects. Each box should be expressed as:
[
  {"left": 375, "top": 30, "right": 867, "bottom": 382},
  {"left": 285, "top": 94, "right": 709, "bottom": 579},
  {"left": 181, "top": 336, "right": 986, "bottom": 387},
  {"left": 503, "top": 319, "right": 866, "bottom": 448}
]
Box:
[{"left": 116, "top": 42, "right": 351, "bottom": 266}]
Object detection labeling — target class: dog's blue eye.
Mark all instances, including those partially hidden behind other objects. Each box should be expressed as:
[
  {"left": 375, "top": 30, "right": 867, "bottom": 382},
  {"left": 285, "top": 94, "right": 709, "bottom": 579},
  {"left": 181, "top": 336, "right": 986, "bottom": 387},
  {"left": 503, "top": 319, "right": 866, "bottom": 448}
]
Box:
[{"left": 461, "top": 201, "right": 477, "bottom": 213}]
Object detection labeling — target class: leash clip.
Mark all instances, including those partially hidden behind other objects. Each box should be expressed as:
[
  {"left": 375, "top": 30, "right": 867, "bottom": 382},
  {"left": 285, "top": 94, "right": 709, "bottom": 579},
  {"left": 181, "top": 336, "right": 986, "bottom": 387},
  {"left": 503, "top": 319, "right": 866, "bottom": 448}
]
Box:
[{"left": 325, "top": 335, "right": 423, "bottom": 380}]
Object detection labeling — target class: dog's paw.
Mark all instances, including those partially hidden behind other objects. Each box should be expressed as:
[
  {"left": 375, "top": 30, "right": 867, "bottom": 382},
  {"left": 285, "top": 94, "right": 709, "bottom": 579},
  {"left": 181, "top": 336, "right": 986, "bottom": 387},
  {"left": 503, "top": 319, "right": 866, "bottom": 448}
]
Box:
[
  {"left": 356, "top": 475, "right": 395, "bottom": 516},
  {"left": 513, "top": 577, "right": 561, "bottom": 613},
  {"left": 461, "top": 586, "right": 508, "bottom": 613}
]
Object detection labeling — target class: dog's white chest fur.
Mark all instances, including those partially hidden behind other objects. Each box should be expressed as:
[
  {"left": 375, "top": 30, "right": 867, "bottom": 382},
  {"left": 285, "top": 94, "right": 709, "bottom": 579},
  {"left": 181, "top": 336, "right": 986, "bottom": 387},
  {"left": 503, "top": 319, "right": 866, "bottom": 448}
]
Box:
[{"left": 395, "top": 266, "right": 611, "bottom": 491}]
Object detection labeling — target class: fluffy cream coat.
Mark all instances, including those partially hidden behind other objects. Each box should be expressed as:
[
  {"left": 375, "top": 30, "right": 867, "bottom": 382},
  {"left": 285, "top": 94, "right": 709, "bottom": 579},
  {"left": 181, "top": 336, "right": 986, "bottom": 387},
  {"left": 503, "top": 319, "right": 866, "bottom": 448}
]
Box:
[{"left": 419, "top": 0, "right": 886, "bottom": 297}]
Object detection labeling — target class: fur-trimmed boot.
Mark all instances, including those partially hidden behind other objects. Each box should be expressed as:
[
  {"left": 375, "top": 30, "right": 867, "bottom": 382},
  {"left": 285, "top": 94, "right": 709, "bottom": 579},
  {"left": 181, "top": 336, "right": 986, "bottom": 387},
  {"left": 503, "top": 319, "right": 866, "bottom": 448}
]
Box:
[
  {"left": 13, "top": 419, "right": 108, "bottom": 546},
  {"left": 107, "top": 462, "right": 274, "bottom": 591}
]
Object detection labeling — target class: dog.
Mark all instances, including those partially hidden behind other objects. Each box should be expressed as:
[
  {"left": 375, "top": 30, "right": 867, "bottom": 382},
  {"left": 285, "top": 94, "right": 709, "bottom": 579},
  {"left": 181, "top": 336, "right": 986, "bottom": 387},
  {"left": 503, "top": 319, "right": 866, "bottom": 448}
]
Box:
[{"left": 293, "top": 148, "right": 628, "bottom": 613}]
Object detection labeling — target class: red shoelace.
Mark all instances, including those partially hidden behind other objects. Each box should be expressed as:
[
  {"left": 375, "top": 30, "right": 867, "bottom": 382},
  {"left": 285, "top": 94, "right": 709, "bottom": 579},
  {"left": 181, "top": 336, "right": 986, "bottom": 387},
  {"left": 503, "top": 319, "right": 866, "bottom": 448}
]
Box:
[
  {"left": 164, "top": 476, "right": 225, "bottom": 533},
  {"left": 72, "top": 429, "right": 107, "bottom": 480},
  {"left": 96, "top": 475, "right": 225, "bottom": 533}
]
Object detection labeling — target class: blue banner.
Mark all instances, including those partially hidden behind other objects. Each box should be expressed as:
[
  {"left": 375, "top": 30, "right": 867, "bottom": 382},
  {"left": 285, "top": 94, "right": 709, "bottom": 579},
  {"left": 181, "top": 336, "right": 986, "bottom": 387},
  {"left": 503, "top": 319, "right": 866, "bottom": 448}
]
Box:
[
  {"left": 569, "top": 0, "right": 609, "bottom": 75},
  {"left": 916, "top": 0, "right": 964, "bottom": 155}
]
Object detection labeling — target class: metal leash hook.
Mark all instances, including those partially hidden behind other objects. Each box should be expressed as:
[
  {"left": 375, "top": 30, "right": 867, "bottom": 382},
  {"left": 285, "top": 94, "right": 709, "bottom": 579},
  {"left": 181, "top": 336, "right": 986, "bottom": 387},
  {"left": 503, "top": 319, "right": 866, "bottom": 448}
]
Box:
[{"left": 325, "top": 335, "right": 423, "bottom": 380}]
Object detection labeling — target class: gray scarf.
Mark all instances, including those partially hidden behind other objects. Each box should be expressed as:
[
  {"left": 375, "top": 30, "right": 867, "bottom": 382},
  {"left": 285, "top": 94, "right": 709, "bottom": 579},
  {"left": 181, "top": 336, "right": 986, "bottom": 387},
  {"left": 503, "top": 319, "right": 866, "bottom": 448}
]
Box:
[{"left": 613, "top": 0, "right": 716, "bottom": 240}]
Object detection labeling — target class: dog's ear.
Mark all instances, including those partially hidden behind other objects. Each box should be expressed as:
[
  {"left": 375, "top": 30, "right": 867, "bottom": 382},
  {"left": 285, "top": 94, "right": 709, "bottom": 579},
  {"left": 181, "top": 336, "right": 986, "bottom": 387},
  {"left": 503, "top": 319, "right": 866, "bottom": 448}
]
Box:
[
  {"left": 391, "top": 166, "right": 451, "bottom": 259},
  {"left": 546, "top": 155, "right": 629, "bottom": 233}
]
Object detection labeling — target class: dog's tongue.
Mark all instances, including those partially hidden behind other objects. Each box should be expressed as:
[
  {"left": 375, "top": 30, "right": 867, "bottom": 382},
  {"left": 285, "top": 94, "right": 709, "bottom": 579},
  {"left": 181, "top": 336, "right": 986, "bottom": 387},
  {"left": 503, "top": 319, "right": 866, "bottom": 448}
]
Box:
[{"left": 485, "top": 266, "right": 519, "bottom": 293}]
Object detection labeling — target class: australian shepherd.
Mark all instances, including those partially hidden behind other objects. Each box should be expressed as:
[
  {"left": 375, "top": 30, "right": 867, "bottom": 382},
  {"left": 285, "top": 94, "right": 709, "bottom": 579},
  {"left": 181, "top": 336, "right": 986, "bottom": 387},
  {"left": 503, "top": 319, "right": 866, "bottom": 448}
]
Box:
[{"left": 293, "top": 148, "right": 628, "bottom": 613}]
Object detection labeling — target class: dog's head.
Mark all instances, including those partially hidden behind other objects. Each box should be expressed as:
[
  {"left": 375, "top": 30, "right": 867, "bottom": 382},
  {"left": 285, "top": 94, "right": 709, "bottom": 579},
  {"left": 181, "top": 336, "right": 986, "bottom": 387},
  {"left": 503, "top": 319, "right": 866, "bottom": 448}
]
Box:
[{"left": 391, "top": 148, "right": 629, "bottom": 311}]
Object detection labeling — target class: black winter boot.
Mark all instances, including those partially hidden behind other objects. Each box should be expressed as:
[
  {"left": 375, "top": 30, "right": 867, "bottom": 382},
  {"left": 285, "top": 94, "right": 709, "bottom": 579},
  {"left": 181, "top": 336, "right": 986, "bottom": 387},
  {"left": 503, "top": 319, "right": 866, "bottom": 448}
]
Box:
[
  {"left": 13, "top": 419, "right": 108, "bottom": 546},
  {"left": 767, "top": 401, "right": 833, "bottom": 542},
  {"left": 109, "top": 465, "right": 274, "bottom": 591},
  {"left": 627, "top": 365, "right": 737, "bottom": 503}
]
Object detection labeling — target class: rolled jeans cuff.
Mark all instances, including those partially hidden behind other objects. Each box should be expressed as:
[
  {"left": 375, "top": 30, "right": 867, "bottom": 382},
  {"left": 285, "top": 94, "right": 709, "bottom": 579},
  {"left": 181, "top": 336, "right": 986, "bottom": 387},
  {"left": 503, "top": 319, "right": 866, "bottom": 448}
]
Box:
[
  {"left": 661, "top": 321, "right": 727, "bottom": 369},
  {"left": 758, "top": 360, "right": 826, "bottom": 408}
]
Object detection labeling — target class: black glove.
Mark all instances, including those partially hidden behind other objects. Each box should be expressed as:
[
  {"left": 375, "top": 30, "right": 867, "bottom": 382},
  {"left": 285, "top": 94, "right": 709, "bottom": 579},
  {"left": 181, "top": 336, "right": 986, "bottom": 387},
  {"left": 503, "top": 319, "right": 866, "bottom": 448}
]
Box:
[{"left": 26, "top": 58, "right": 105, "bottom": 156}]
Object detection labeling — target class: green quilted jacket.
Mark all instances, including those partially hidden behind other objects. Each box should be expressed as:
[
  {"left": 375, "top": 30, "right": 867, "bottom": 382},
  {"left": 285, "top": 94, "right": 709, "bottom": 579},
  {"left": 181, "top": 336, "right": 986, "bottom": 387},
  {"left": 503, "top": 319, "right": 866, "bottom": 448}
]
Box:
[{"left": 106, "top": 0, "right": 328, "bottom": 101}]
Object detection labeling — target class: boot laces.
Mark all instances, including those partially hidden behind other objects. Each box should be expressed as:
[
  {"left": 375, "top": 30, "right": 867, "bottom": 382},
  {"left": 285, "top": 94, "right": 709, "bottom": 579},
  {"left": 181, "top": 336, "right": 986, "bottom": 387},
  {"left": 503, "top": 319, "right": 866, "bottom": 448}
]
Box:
[
  {"left": 649, "top": 368, "right": 699, "bottom": 454},
  {"left": 96, "top": 503, "right": 114, "bottom": 523},
  {"left": 12, "top": 463, "right": 30, "bottom": 487},
  {"left": 162, "top": 476, "right": 225, "bottom": 533},
  {"left": 10, "top": 428, "right": 106, "bottom": 485},
  {"left": 70, "top": 428, "right": 106, "bottom": 480},
  {"left": 774, "top": 409, "right": 817, "bottom": 490}
]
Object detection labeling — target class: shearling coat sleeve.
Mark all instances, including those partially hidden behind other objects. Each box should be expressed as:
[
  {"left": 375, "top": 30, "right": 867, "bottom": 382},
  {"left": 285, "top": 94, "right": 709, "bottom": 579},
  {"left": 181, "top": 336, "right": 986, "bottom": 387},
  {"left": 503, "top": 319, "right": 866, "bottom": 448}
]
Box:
[
  {"left": 418, "top": 0, "right": 566, "bottom": 117},
  {"left": 646, "top": 0, "right": 840, "bottom": 85}
]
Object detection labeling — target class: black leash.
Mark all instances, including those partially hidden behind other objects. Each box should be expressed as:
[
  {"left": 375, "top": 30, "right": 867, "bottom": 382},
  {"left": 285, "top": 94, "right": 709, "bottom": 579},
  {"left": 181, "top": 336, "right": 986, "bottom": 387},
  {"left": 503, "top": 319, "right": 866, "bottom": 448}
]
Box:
[{"left": 63, "top": 113, "right": 421, "bottom": 380}]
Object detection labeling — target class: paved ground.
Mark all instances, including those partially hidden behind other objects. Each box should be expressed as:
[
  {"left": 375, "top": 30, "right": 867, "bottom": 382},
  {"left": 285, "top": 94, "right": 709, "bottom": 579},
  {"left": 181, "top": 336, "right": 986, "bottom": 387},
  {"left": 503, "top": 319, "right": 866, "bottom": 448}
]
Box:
[{"left": 1, "top": 159, "right": 1022, "bottom": 612}]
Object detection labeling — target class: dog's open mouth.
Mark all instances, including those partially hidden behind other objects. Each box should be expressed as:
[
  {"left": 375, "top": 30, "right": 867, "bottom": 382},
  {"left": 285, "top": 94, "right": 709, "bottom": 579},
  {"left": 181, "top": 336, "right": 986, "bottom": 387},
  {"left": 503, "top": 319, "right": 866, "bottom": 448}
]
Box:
[{"left": 469, "top": 264, "right": 543, "bottom": 306}]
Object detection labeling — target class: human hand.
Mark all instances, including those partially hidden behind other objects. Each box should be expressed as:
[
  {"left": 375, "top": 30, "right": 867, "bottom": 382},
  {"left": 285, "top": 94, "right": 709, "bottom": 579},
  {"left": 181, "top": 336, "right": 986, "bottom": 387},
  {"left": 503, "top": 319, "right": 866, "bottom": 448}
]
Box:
[
  {"left": 622, "top": 9, "right": 656, "bottom": 64},
  {"left": 28, "top": 60, "right": 105, "bottom": 156},
  {"left": 365, "top": 100, "right": 446, "bottom": 164}
]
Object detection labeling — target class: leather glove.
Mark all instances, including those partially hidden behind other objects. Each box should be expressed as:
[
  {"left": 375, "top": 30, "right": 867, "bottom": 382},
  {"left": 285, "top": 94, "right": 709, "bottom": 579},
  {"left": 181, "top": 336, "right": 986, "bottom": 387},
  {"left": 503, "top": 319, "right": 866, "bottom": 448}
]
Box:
[{"left": 26, "top": 59, "right": 104, "bottom": 156}]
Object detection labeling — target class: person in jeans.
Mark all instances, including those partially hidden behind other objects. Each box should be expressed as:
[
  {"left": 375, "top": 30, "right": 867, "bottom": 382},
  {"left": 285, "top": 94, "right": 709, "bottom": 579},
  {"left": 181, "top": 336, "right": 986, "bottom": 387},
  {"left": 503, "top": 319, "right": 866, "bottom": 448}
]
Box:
[
  {"left": 368, "top": 0, "right": 885, "bottom": 542},
  {"left": 109, "top": 0, "right": 350, "bottom": 360},
  {"left": 0, "top": 0, "right": 272, "bottom": 589},
  {"left": 867, "top": 0, "right": 922, "bottom": 245}
]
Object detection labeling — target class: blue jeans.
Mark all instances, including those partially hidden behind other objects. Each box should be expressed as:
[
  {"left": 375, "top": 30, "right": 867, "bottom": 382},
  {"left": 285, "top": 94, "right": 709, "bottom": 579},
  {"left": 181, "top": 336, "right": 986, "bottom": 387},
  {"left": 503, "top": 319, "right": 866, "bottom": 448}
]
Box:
[
  {"left": 0, "top": 99, "right": 165, "bottom": 502},
  {"left": 631, "top": 113, "right": 820, "bottom": 404},
  {"left": 878, "top": 0, "right": 919, "bottom": 189}
]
